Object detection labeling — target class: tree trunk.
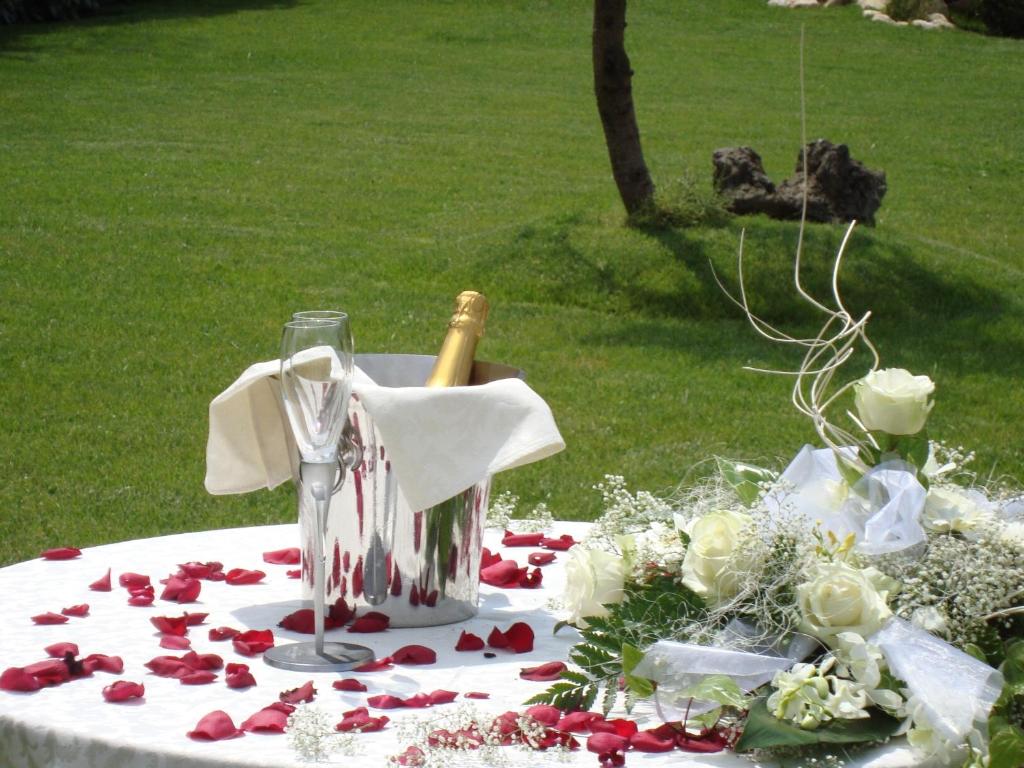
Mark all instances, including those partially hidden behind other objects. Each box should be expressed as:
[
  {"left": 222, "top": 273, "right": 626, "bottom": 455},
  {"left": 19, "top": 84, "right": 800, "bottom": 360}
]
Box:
[{"left": 592, "top": 0, "right": 655, "bottom": 216}]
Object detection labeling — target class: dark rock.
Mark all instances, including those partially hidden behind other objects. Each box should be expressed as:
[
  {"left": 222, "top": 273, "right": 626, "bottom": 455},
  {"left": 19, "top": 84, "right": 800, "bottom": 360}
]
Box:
[{"left": 712, "top": 140, "right": 887, "bottom": 225}]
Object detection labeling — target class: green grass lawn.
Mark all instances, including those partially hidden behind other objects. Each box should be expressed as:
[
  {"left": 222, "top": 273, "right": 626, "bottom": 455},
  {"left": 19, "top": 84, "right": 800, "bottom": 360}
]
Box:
[{"left": 1, "top": 0, "right": 1022, "bottom": 565}]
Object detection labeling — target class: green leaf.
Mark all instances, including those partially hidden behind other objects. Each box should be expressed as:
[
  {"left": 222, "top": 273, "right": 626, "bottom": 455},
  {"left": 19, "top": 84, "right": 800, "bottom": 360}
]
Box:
[
  {"left": 678, "top": 674, "right": 750, "bottom": 711},
  {"left": 733, "top": 699, "right": 902, "bottom": 753},
  {"left": 621, "top": 643, "right": 655, "bottom": 698},
  {"left": 964, "top": 643, "right": 989, "bottom": 664},
  {"left": 989, "top": 725, "right": 1024, "bottom": 768},
  {"left": 717, "top": 458, "right": 776, "bottom": 506}
]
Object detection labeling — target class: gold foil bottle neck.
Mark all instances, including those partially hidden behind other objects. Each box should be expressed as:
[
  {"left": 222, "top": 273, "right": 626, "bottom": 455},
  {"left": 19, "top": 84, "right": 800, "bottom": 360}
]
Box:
[{"left": 424, "top": 291, "right": 488, "bottom": 388}]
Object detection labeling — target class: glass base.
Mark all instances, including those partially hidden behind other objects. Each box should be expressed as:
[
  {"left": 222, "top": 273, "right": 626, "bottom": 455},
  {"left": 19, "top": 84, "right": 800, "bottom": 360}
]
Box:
[{"left": 263, "top": 641, "right": 375, "bottom": 672}]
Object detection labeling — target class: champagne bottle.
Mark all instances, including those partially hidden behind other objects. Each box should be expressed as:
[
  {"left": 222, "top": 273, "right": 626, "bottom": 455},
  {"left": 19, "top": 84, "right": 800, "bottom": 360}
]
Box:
[{"left": 424, "top": 291, "right": 489, "bottom": 387}]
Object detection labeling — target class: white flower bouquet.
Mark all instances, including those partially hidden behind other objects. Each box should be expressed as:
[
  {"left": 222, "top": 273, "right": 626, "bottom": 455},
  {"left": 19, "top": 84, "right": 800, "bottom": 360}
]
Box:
[{"left": 533, "top": 227, "right": 1024, "bottom": 768}]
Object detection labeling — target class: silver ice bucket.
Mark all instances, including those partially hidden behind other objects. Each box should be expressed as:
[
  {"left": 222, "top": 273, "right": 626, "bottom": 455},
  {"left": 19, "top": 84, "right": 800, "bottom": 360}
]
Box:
[{"left": 293, "top": 354, "right": 523, "bottom": 628}]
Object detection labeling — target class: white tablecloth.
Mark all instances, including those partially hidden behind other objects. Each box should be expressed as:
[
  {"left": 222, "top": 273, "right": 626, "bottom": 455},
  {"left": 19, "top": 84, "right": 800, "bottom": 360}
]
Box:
[{"left": 0, "top": 524, "right": 926, "bottom": 767}]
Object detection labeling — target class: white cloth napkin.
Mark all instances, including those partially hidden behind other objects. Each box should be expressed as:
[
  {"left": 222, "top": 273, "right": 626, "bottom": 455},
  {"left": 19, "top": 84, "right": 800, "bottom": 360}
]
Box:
[{"left": 204, "top": 356, "right": 565, "bottom": 512}]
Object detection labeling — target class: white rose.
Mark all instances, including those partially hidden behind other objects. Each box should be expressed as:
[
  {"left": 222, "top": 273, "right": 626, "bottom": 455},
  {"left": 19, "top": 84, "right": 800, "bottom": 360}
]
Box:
[
  {"left": 561, "top": 545, "right": 625, "bottom": 627},
  {"left": 922, "top": 487, "right": 989, "bottom": 534},
  {"left": 797, "top": 562, "right": 895, "bottom": 646},
  {"left": 853, "top": 368, "right": 935, "bottom": 436},
  {"left": 680, "top": 508, "right": 753, "bottom": 601}
]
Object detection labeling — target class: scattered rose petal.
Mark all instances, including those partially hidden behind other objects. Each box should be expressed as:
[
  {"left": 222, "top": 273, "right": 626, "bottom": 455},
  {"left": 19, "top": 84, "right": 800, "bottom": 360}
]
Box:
[
  {"left": 328, "top": 598, "right": 354, "bottom": 624},
  {"left": 179, "top": 670, "right": 218, "bottom": 685},
  {"left": 519, "top": 567, "right": 543, "bottom": 588},
  {"left": 240, "top": 705, "right": 289, "bottom": 733},
  {"left": 353, "top": 656, "right": 393, "bottom": 672},
  {"left": 119, "top": 573, "right": 150, "bottom": 588},
  {"left": 525, "top": 704, "right": 562, "bottom": 727},
  {"left": 393, "top": 746, "right": 424, "bottom": 766},
  {"left": 103, "top": 680, "right": 144, "bottom": 702},
  {"left": 348, "top": 612, "right": 390, "bottom": 633},
  {"left": 160, "top": 635, "right": 192, "bottom": 650},
  {"left": 676, "top": 729, "right": 728, "bottom": 753},
  {"left": 464, "top": 691, "right": 490, "bottom": 699},
  {"left": 82, "top": 654, "right": 123, "bottom": 674},
  {"left": 0, "top": 667, "right": 41, "bottom": 692},
  {"left": 127, "top": 587, "right": 155, "bottom": 607},
  {"left": 187, "top": 710, "right": 243, "bottom": 741},
  {"left": 480, "top": 548, "right": 501, "bottom": 569},
  {"left": 586, "top": 732, "right": 629, "bottom": 754},
  {"left": 277, "top": 607, "right": 350, "bottom": 634},
  {"left": 225, "top": 663, "right": 256, "bottom": 689},
  {"left": 209, "top": 626, "right": 240, "bottom": 641},
  {"left": 559, "top": 711, "right": 604, "bottom": 732},
  {"left": 501, "top": 531, "right": 545, "bottom": 547},
  {"left": 263, "top": 548, "right": 301, "bottom": 565},
  {"left": 402, "top": 693, "right": 432, "bottom": 708},
  {"left": 488, "top": 622, "right": 534, "bottom": 653},
  {"left": 225, "top": 568, "right": 265, "bottom": 585},
  {"left": 41, "top": 547, "right": 81, "bottom": 560},
  {"left": 31, "top": 612, "right": 68, "bottom": 625},
  {"left": 184, "top": 612, "right": 208, "bottom": 626},
  {"left": 333, "top": 678, "right": 367, "bottom": 692},
  {"left": 480, "top": 559, "right": 522, "bottom": 587},
  {"left": 427, "top": 689, "right": 458, "bottom": 705},
  {"left": 286, "top": 569, "right": 301, "bottom": 579},
  {"left": 89, "top": 568, "right": 112, "bottom": 591},
  {"left": 23, "top": 659, "right": 71, "bottom": 687},
  {"left": 280, "top": 680, "right": 316, "bottom": 704},
  {"left": 44, "top": 642, "right": 79, "bottom": 658},
  {"left": 336, "top": 706, "right": 389, "bottom": 733},
  {"left": 183, "top": 651, "right": 223, "bottom": 671},
  {"left": 591, "top": 719, "right": 638, "bottom": 738},
  {"left": 367, "top": 694, "right": 407, "bottom": 709},
  {"left": 151, "top": 615, "right": 189, "bottom": 636},
  {"left": 391, "top": 645, "right": 436, "bottom": 665},
  {"left": 541, "top": 534, "right": 577, "bottom": 551},
  {"left": 176, "top": 561, "right": 223, "bottom": 580},
  {"left": 455, "top": 631, "right": 485, "bottom": 652},
  {"left": 528, "top": 552, "right": 556, "bottom": 566},
  {"left": 232, "top": 629, "right": 274, "bottom": 656},
  {"left": 144, "top": 655, "right": 189, "bottom": 678},
  {"left": 520, "top": 661, "right": 566, "bottom": 682},
  {"left": 160, "top": 576, "right": 201, "bottom": 603},
  {"left": 631, "top": 729, "right": 675, "bottom": 752}
]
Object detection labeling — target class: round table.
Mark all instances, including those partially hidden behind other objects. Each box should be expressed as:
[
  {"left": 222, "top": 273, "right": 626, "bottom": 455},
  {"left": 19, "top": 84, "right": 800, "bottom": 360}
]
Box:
[{"left": 0, "top": 524, "right": 923, "bottom": 767}]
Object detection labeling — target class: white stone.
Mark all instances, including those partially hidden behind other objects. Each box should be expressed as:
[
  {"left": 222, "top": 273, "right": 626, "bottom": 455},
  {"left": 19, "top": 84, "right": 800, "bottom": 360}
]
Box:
[
  {"left": 912, "top": 18, "right": 940, "bottom": 28},
  {"left": 869, "top": 11, "right": 898, "bottom": 23},
  {"left": 789, "top": 0, "right": 822, "bottom": 6},
  {"left": 928, "top": 12, "right": 956, "bottom": 28},
  {"left": 858, "top": 0, "right": 888, "bottom": 10}
]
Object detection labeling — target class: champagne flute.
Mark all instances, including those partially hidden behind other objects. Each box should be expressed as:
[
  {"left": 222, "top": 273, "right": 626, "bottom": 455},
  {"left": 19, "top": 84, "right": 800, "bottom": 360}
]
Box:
[{"left": 264, "top": 316, "right": 374, "bottom": 672}]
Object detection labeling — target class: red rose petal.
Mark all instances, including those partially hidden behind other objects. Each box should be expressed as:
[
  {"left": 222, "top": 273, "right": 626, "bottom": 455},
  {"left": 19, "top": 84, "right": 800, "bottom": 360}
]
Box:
[
  {"left": 559, "top": 711, "right": 604, "bottom": 732},
  {"left": 31, "top": 612, "right": 68, "bottom": 625},
  {"left": 286, "top": 569, "right": 301, "bottom": 579},
  {"left": 455, "top": 631, "right": 485, "bottom": 652},
  {"left": 541, "top": 534, "right": 577, "bottom": 551},
  {"left": 232, "top": 629, "right": 274, "bottom": 656},
  {"left": 394, "top": 746, "right": 425, "bottom": 766},
  {"left": 41, "top": 547, "right": 81, "bottom": 560},
  {"left": 367, "top": 694, "right": 406, "bottom": 709},
  {"left": 427, "top": 689, "right": 458, "bottom": 705},
  {"left": 520, "top": 661, "right": 566, "bottom": 682},
  {"left": 391, "top": 645, "right": 436, "bottom": 665},
  {"left": 23, "top": 659, "right": 71, "bottom": 686},
  {"left": 329, "top": 598, "right": 354, "bottom": 625},
  {"left": 480, "top": 560, "right": 522, "bottom": 587},
  {"left": 487, "top": 622, "right": 534, "bottom": 653},
  {"left": 525, "top": 705, "right": 562, "bottom": 727},
  {"left": 280, "top": 680, "right": 316, "bottom": 704},
  {"left": 225, "top": 568, "right": 265, "bottom": 585},
  {"left": 336, "top": 706, "right": 389, "bottom": 733},
  {"left": 160, "top": 576, "right": 201, "bottom": 603},
  {"left": 464, "top": 691, "right": 490, "bottom": 699},
  {"left": 333, "top": 678, "right": 367, "bottom": 692},
  {"left": 225, "top": 662, "right": 256, "bottom": 689},
  {"left": 1, "top": 668, "right": 42, "bottom": 692},
  {"left": 519, "top": 567, "right": 543, "bottom": 588},
  {"left": 586, "top": 732, "right": 629, "bottom": 754},
  {"left": 151, "top": 615, "right": 189, "bottom": 636},
  {"left": 181, "top": 651, "right": 223, "bottom": 671},
  {"left": 277, "top": 607, "right": 350, "bottom": 634},
  {"left": 44, "top": 642, "right": 79, "bottom": 658},
  {"left": 487, "top": 626, "right": 509, "bottom": 649},
  {"left": 176, "top": 561, "right": 224, "bottom": 580},
  {"left": 184, "top": 612, "right": 208, "bottom": 626},
  {"left": 89, "top": 568, "right": 112, "bottom": 591},
  {"left": 160, "top": 635, "right": 192, "bottom": 650},
  {"left": 353, "top": 656, "right": 393, "bottom": 672},
  {"left": 631, "top": 729, "right": 675, "bottom": 752},
  {"left": 402, "top": 693, "right": 432, "bottom": 708},
  {"left": 527, "top": 552, "right": 556, "bottom": 566},
  {"left": 82, "top": 654, "right": 123, "bottom": 674},
  {"left": 103, "top": 680, "right": 145, "bottom": 703},
  {"left": 145, "top": 655, "right": 190, "bottom": 678},
  {"left": 240, "top": 705, "right": 288, "bottom": 733},
  {"left": 676, "top": 729, "right": 729, "bottom": 753},
  {"left": 127, "top": 594, "right": 154, "bottom": 607},
  {"left": 187, "top": 710, "right": 243, "bottom": 741},
  {"left": 179, "top": 670, "right": 218, "bottom": 685},
  {"left": 119, "top": 573, "right": 151, "bottom": 588},
  {"left": 263, "top": 548, "right": 301, "bottom": 565},
  {"left": 348, "top": 612, "right": 390, "bottom": 633},
  {"left": 501, "top": 531, "right": 545, "bottom": 547},
  {"left": 209, "top": 626, "right": 240, "bottom": 641},
  {"left": 480, "top": 547, "right": 501, "bottom": 569},
  {"left": 590, "top": 719, "right": 638, "bottom": 738}
]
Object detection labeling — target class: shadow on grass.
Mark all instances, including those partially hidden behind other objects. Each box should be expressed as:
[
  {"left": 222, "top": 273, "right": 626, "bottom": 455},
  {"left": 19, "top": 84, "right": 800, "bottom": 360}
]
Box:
[{"left": 0, "top": 0, "right": 296, "bottom": 52}]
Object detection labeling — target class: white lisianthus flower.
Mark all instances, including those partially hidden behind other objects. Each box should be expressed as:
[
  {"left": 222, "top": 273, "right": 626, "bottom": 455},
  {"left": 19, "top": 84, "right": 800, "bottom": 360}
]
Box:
[
  {"left": 768, "top": 663, "right": 832, "bottom": 729},
  {"left": 680, "top": 508, "right": 754, "bottom": 601},
  {"left": 853, "top": 368, "right": 935, "bottom": 436},
  {"left": 797, "top": 562, "right": 896, "bottom": 646},
  {"left": 561, "top": 545, "right": 625, "bottom": 627},
  {"left": 834, "top": 632, "right": 904, "bottom": 712},
  {"left": 922, "top": 487, "right": 990, "bottom": 534}
]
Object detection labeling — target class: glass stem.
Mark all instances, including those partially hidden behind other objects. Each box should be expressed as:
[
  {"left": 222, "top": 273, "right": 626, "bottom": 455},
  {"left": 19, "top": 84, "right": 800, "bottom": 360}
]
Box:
[{"left": 301, "top": 461, "right": 337, "bottom": 657}]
